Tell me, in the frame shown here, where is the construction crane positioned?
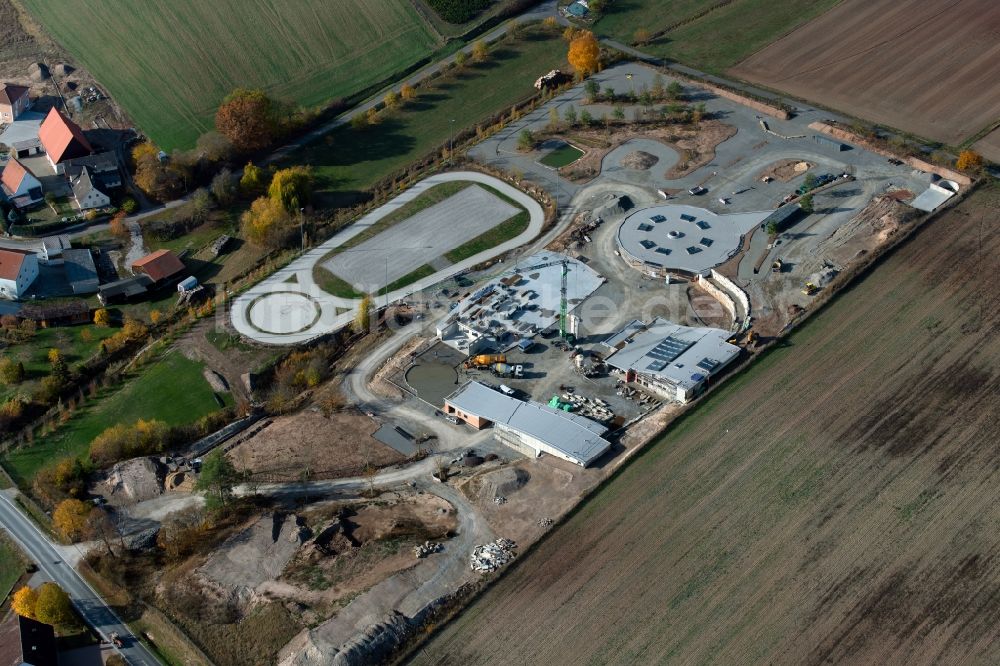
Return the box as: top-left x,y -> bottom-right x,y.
516,258 -> 571,340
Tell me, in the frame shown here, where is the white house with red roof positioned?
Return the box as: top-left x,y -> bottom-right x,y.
38,107 -> 92,172
0,248 -> 39,299
0,157 -> 43,208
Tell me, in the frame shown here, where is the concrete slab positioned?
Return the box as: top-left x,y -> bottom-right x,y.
322,185 -> 518,291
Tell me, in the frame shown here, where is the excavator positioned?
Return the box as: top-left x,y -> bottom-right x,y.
801,282 -> 819,296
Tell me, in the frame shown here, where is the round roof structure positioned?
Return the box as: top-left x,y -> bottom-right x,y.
616,204 -> 770,274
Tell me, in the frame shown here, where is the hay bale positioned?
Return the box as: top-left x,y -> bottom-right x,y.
28,62 -> 49,81
620,150 -> 659,170
53,63 -> 74,77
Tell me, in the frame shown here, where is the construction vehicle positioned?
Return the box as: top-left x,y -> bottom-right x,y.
802,282 -> 819,296
771,258 -> 784,273
464,354 -> 505,369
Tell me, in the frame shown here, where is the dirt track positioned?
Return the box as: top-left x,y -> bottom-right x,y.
410,184 -> 1000,665
730,0 -> 1000,145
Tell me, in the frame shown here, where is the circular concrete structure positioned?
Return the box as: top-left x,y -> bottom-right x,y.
248,292 -> 321,334
616,204 -> 769,275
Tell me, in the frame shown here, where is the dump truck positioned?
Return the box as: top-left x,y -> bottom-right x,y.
464,354 -> 506,369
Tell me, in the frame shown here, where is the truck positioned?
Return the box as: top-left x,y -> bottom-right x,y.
464,354 -> 506,369
110,632 -> 124,648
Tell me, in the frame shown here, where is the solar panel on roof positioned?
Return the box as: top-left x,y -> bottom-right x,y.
655,247 -> 670,255
699,237 -> 713,247
696,220 -> 710,229
686,246 -> 702,254
697,357 -> 719,371
647,359 -> 667,372
640,239 -> 656,249
650,215 -> 666,223
646,336 -> 694,365
680,213 -> 696,222
638,223 -> 653,232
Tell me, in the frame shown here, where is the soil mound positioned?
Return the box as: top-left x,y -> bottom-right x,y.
621,150 -> 659,170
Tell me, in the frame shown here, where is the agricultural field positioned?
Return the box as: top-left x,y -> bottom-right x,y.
3,350 -> 232,485
412,184 -> 1000,665
730,0 -> 1000,145
972,127 -> 1000,163
21,0 -> 441,150
285,25 -> 566,207
593,0 -> 840,74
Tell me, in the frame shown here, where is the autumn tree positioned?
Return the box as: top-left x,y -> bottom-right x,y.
568,31 -> 600,76
268,165 -> 314,211
215,88 -> 277,153
211,167 -> 237,205
0,357 -> 24,385
634,28 -> 652,45
11,586 -> 38,619
956,149 -> 983,171
240,162 -> 266,196
454,50 -> 467,68
542,16 -> 559,32
472,40 -> 489,63
241,196 -> 293,248
383,90 -> 399,111
53,498 -> 91,541
132,142 -> 185,201
196,449 -> 238,509
400,83 -> 417,103
48,348 -> 68,382
195,131 -> 234,163
93,308 -> 111,327
354,295 -> 372,333
108,211 -> 129,239
36,583 -> 75,627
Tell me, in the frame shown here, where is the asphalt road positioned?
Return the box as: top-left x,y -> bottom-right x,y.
0,492 -> 161,666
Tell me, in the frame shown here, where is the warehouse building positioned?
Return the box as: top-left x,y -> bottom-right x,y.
444,381 -> 610,467
603,318 -> 741,402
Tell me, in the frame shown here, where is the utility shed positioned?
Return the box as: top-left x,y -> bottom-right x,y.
444,381 -> 610,467
62,248 -> 99,294
813,134 -> 849,151
761,203 -> 803,232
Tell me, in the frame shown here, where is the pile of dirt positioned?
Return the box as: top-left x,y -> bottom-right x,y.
759,159 -> 812,182
201,513 -> 309,597
28,62 -> 48,81
97,457 -> 166,505
477,467 -> 530,502
620,150 -> 659,170
597,193 -> 634,219
202,367 -> 229,392
52,62 -> 73,76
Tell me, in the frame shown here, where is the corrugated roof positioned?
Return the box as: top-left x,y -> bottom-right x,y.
131,248 -> 184,283
38,106 -> 92,164
445,381 -> 610,465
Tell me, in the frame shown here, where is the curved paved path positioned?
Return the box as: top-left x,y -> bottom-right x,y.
231,171 -> 545,345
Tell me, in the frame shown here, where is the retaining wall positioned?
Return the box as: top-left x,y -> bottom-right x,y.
700,83 -> 791,120
711,270 -> 751,320
695,275 -> 737,331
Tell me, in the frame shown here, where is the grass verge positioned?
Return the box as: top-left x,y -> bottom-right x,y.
377,264 -> 437,296
444,211 -> 529,262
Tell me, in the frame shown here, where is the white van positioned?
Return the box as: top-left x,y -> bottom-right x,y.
499,384 -> 516,396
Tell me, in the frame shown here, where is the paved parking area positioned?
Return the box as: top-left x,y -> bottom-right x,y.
322,184 -> 519,290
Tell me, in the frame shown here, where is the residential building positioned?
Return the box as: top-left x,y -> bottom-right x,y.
131,249 -> 185,285
17,615 -> 58,666
0,157 -> 43,208
0,83 -> 31,122
61,248 -> 99,294
0,248 -> 39,299
69,167 -> 110,210
38,106 -> 92,171
603,317 -> 741,402
444,381 -> 611,467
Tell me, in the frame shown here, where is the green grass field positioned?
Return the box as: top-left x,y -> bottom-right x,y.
377,264 -> 436,296
1,325 -> 117,403
22,0 -> 441,150
286,26 -> 566,207
0,534 -> 25,604
3,351 -> 231,485
594,0 -> 841,74
444,210 -> 529,262
539,142 -> 584,168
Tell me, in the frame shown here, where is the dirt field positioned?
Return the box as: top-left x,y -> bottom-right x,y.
972,126 -> 1000,163
227,410 -> 405,482
410,184 -> 1000,665
730,0 -> 1000,145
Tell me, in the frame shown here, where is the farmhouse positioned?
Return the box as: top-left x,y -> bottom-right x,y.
0,83 -> 31,122
444,380 -> 610,467
0,248 -> 39,299
0,157 -> 43,208
69,166 -> 110,210
38,106 -> 92,170
131,249 -> 185,285
603,318 -> 740,402
17,615 -> 58,666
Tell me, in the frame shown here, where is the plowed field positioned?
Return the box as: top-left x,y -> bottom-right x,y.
731,0 -> 1000,145
410,184 -> 1000,664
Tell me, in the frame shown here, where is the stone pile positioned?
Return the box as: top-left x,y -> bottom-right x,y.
413,541 -> 443,558
470,538 -> 517,573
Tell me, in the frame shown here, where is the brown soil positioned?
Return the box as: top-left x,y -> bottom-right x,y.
412,184 -> 1000,665
759,158 -> 812,183
556,121 -> 736,184
178,319 -> 280,406
619,150 -> 658,170
972,126 -> 1000,163
226,410 -> 404,482
730,0 -> 1000,145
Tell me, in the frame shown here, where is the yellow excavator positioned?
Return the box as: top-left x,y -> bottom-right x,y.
801,282 -> 819,296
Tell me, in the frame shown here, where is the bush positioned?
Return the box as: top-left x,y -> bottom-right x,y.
89,419 -> 171,467
121,197 -> 138,214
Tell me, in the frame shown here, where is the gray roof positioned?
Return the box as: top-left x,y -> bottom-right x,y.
445,381 -> 610,466
71,166 -> 101,201
62,248 -> 98,294
604,318 -> 741,391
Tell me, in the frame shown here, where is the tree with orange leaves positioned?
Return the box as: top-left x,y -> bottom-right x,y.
568,31 -> 601,77
955,150 -> 983,172
215,88 -> 276,153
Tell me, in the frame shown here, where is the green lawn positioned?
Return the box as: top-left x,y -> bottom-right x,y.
377,264 -> 437,296
3,351 -> 231,485
1,324 -> 117,403
312,266 -> 363,299
595,0 -> 841,74
285,25 -> 566,207
22,0 -> 441,150
539,142 -> 584,168
0,534 -> 25,604
444,210 -> 529,262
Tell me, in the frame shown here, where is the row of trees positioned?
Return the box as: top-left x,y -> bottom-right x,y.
12,582 -> 76,628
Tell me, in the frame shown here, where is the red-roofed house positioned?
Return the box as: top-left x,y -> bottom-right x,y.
131,249 -> 185,284
0,248 -> 39,299
0,83 -> 31,122
0,157 -> 43,208
38,107 -> 92,171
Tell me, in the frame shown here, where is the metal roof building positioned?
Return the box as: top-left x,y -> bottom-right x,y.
604,318 -> 741,402
62,248 -> 98,294
444,381 -> 610,467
